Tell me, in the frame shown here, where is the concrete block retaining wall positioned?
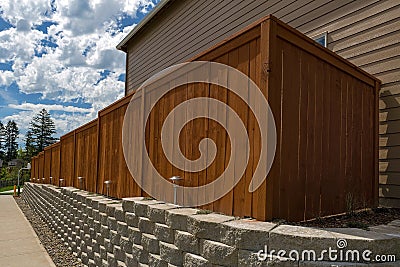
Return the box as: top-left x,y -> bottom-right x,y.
23,183 -> 400,266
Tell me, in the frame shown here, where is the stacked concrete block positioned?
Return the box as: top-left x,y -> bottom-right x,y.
22,183 -> 400,267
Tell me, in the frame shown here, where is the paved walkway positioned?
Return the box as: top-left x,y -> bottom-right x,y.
0,195 -> 55,267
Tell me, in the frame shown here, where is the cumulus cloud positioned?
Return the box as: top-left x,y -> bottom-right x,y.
0,70 -> 14,86
8,102 -> 93,113
0,0 -> 158,139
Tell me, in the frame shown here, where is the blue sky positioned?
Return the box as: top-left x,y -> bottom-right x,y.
0,0 -> 159,146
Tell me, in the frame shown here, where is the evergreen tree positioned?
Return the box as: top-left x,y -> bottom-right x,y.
5,120 -> 19,161
29,109 -> 57,152
24,130 -> 36,160
0,122 -> 5,160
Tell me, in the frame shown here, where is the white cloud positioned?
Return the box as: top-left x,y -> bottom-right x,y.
0,0 -> 159,141
3,109 -> 95,139
8,102 -> 93,113
0,0 -> 52,26
0,70 -> 14,86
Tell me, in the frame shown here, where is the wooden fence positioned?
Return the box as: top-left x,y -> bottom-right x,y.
30,16 -> 380,221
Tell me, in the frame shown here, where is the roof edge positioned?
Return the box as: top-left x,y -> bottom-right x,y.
116,0 -> 171,52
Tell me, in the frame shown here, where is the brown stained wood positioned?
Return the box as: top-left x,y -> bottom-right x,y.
117,107 -> 127,198
60,133 -> 75,187
172,84 -> 187,203
188,85 -> 212,211
232,42 -> 251,217
327,65 -> 342,214
34,16 -> 379,222
98,111 -> 112,195
97,116 -> 106,195
297,49 -> 309,221
338,70 -> 347,214
367,82 -> 376,206
214,47 -> 241,216
249,37 -> 264,220
313,58 -> 325,219
38,153 -> 44,182
148,86 -> 159,199
164,86 -> 174,183
50,143 -> 61,186
267,23 -> 283,220
37,155 -> 41,181
206,54 -> 229,213
281,40 -> 302,220
320,60 -> 331,217
304,54 -> 318,220
275,41 -> 287,219
36,156 -> 39,181
353,79 -> 363,210
43,147 -> 52,184
75,120 -> 98,192
183,76 -> 195,203
345,76 -> 354,209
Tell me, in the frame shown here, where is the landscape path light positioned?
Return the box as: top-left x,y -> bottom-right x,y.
78,176 -> 84,190
104,180 -> 112,197
169,176 -> 183,205
17,163 -> 31,196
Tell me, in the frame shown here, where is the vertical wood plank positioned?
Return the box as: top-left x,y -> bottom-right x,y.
304,54 -> 317,220
208,54 -> 229,213
233,42 -> 251,217
281,41 -> 301,221
248,37 -> 264,219
297,50 -> 308,221
320,62 -> 333,217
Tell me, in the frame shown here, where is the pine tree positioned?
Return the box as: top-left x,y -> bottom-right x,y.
5,120 -> 19,161
29,109 -> 57,152
24,130 -> 36,160
0,122 -> 5,160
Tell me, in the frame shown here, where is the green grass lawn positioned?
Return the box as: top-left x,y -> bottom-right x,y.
0,185 -> 23,194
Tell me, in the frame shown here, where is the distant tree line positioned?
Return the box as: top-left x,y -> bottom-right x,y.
25,108 -> 57,160
0,108 -> 57,164
0,108 -> 57,182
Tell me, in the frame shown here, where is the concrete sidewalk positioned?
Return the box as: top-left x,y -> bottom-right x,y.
0,195 -> 55,267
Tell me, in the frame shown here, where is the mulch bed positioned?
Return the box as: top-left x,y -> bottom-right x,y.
282,207 -> 400,229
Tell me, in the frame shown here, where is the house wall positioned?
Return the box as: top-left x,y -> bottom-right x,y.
125,0 -> 400,207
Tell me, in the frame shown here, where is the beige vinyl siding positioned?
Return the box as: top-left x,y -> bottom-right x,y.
127,0 -> 342,91
125,0 -> 400,207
